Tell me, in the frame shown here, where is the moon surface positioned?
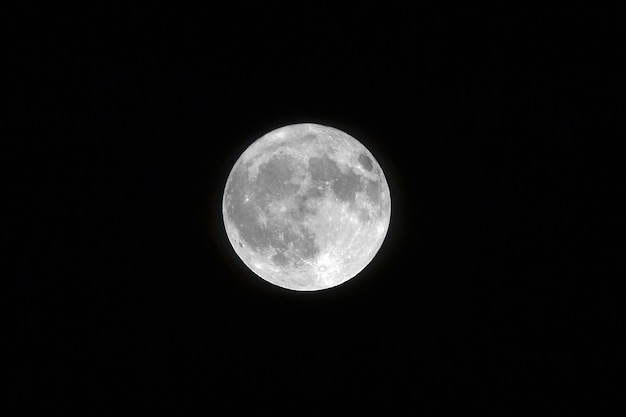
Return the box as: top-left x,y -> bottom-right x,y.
222,123 -> 391,291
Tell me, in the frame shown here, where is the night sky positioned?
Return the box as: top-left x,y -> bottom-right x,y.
9,3 -> 625,415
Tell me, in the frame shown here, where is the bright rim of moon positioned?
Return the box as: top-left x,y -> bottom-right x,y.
222,123 -> 391,291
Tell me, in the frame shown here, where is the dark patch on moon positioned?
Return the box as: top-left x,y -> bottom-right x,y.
358,153 -> 373,171
308,154 -> 341,183
308,154 -> 363,203
299,133 -> 317,143
304,185 -> 324,200
280,225 -> 301,247
331,168 -> 362,203
293,226 -> 319,260
365,178 -> 382,205
290,194 -> 317,222
256,155 -> 301,203
272,252 -> 290,266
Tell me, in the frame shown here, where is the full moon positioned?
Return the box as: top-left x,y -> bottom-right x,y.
222,123 -> 391,291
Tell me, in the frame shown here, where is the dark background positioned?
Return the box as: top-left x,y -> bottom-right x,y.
9,3 -> 625,415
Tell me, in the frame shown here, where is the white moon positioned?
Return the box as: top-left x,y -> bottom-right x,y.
222,123 -> 391,291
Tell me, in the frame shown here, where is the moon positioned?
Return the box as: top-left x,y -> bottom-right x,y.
222,123 -> 391,291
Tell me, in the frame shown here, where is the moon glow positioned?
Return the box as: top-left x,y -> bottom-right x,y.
222,123 -> 391,291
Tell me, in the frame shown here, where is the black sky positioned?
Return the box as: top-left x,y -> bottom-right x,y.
9,3 -> 625,415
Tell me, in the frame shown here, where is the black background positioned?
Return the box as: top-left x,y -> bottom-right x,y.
9,2 -> 625,415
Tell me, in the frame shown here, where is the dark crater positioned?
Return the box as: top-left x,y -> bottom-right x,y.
308,154 -> 363,203
358,153 -> 373,171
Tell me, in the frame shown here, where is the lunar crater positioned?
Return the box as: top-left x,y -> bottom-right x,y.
358,153 -> 374,171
